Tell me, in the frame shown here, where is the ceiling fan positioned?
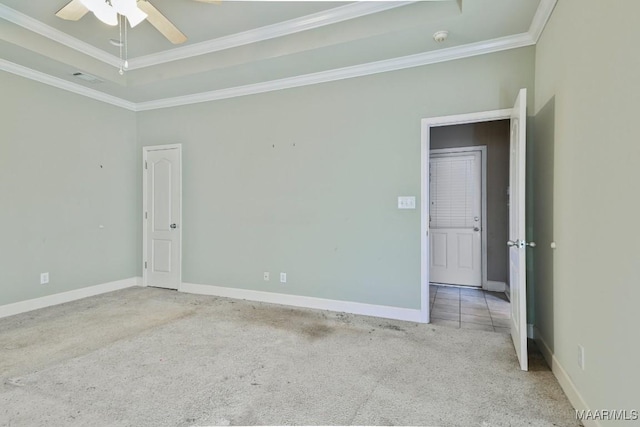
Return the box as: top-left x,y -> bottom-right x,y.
55,0 -> 219,44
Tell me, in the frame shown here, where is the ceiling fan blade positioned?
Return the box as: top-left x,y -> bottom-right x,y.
55,0 -> 90,21
137,0 -> 187,45
192,0 -> 222,4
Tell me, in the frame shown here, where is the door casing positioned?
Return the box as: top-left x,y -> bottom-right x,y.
420,109 -> 512,323
142,143 -> 183,289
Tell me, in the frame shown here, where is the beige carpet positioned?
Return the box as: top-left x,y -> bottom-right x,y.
0,287 -> 579,426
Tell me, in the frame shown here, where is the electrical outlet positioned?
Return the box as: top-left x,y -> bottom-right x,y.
280,272 -> 287,283
40,272 -> 49,285
397,196 -> 416,209
578,344 -> 585,370
263,272 -> 270,281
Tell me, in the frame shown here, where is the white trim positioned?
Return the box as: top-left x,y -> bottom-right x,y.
180,282 -> 423,323
420,119 -> 431,323
486,280 -> 506,292
430,146 -> 488,289
423,109 -> 513,128
535,328 -> 600,427
135,33 -> 534,111
0,4 -> 121,68
0,277 -> 138,319
0,2 -> 413,71
142,144 -> 183,289
528,0 -> 558,42
128,1 -> 416,70
0,59 -> 137,111
0,0 -> 558,110
2,32 -> 533,112
421,109 -> 512,325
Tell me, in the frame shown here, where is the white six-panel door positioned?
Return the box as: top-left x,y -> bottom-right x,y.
144,145 -> 181,290
429,151 -> 482,287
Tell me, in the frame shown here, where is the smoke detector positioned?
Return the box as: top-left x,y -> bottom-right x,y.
433,30 -> 449,43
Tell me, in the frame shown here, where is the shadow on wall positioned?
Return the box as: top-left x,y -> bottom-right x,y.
531,96 -> 555,352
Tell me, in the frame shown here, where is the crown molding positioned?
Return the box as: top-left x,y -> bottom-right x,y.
127,1 -> 416,70
1,0 -> 557,113
2,32 -> 534,113
136,32 -> 535,111
0,59 -> 137,111
0,4 -> 121,68
529,0 -> 558,42
0,2 -> 415,71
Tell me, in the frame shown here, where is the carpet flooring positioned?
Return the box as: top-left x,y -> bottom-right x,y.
0,287 -> 579,426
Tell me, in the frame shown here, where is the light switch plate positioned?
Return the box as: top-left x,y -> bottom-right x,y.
397,196 -> 416,209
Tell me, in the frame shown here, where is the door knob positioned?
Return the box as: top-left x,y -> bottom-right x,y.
474,227 -> 480,232
170,224 -> 177,229
507,240 -> 537,248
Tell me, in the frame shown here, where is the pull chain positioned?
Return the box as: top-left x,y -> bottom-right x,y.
118,14 -> 124,75
124,15 -> 129,70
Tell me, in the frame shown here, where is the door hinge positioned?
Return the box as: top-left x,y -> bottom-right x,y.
144,261 -> 147,269
145,161 -> 148,170
145,212 -> 148,219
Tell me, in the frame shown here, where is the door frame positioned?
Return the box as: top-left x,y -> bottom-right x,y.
142,143 -> 183,288
420,109 -> 511,323
429,146 -> 488,288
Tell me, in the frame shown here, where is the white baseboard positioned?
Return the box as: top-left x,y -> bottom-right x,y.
180,282 -> 423,323
0,277 -> 139,319
534,327 -> 599,427
485,280 -> 506,292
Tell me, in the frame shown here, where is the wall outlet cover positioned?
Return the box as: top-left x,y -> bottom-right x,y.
397,196 -> 416,209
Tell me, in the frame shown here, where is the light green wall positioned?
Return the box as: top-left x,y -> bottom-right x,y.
138,47 -> 535,309
0,71 -> 139,306
534,0 -> 640,418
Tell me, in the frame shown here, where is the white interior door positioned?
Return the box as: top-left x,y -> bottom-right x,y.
508,89 -> 529,371
144,146 -> 181,290
429,151 -> 482,287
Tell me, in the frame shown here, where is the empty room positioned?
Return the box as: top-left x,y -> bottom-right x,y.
1,0 -> 638,425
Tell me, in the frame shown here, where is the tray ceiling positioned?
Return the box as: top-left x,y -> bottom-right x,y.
0,0 -> 550,109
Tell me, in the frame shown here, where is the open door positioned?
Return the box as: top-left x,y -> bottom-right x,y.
508,88 -> 532,371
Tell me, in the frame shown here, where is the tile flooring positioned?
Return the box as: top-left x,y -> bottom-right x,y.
429,284 -> 511,333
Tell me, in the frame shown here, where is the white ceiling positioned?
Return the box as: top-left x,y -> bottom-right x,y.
0,0 -> 552,110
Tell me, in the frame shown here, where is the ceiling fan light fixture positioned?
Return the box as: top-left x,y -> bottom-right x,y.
80,0 -> 117,26
111,0 -> 148,27
125,8 -> 147,27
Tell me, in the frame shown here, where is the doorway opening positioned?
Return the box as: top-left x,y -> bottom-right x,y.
430,121 -> 510,294
420,89 -> 530,371
428,121 -> 511,333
